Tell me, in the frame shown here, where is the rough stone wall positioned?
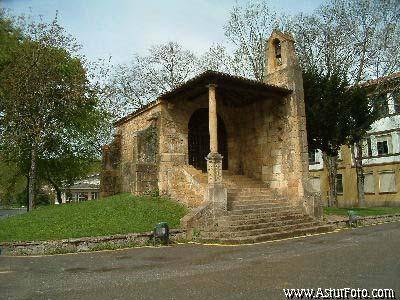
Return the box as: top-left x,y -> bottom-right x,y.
135,123 -> 159,194
100,134 -> 121,197
231,99 -> 285,183
114,103 -> 162,195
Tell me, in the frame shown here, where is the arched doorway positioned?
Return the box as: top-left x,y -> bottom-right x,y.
188,108 -> 228,172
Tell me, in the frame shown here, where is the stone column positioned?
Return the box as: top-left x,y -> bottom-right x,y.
205,84 -> 227,214
208,84 -> 218,154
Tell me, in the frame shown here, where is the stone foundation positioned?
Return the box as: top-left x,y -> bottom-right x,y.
1,229 -> 186,256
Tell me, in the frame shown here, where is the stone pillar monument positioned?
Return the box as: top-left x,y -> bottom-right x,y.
205,84 -> 227,214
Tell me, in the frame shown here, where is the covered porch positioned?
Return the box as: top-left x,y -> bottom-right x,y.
159,70 -> 292,187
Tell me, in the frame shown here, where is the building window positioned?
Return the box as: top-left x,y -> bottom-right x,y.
308,149 -> 318,165
376,135 -> 391,156
91,192 -> 98,200
366,138 -> 372,157
364,173 -> 375,194
393,91 -> 400,113
379,171 -> 396,193
373,94 -> 389,117
77,192 -> 88,202
377,140 -> 388,155
337,149 -> 342,161
376,134 -> 392,156
336,174 -> 343,194
310,177 -> 321,192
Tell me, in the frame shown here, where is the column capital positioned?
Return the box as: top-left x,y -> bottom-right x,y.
206,83 -> 218,89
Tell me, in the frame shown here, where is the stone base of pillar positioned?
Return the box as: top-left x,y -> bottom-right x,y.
206,152 -> 223,184
302,191 -> 323,219
205,183 -> 227,217
206,152 -> 227,215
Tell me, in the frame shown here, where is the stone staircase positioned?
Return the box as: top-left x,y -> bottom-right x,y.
193,171 -> 334,244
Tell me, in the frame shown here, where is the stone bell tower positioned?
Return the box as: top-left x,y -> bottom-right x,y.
264,30 -> 318,216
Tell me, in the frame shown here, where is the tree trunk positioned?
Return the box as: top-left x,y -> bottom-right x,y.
354,142 -> 366,208
47,177 -> 62,204
56,188 -> 62,204
28,145 -> 37,211
322,153 -> 338,207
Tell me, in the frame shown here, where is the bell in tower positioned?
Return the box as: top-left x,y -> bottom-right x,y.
264,29 -> 300,82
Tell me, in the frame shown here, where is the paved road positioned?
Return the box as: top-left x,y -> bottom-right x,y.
1,222 -> 399,300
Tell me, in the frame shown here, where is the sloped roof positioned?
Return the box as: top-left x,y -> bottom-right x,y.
359,72 -> 400,88
63,174 -> 100,191
159,70 -> 291,100
114,70 -> 292,126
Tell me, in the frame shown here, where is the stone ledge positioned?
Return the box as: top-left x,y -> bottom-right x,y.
327,213 -> 400,229
0,229 -> 186,256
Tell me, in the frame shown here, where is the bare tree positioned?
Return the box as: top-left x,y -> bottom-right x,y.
106,42 -> 200,120
200,44 -> 253,78
201,1 -> 281,81
290,0 -> 400,81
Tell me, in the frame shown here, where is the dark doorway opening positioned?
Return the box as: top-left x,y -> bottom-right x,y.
188,108 -> 228,172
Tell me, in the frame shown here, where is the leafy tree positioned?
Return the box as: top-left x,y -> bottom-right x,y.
38,156 -> 100,204
0,159 -> 27,207
0,9 -> 21,72
291,0 -> 399,205
0,14 -> 105,210
304,69 -> 349,207
344,86 -> 379,207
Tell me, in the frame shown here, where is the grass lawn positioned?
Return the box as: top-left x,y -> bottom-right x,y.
0,194 -> 188,243
324,206 -> 400,217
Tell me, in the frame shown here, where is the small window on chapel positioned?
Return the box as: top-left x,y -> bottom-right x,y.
273,39 -> 282,65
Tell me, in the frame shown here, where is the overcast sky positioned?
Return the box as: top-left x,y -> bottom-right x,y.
2,0 -> 324,65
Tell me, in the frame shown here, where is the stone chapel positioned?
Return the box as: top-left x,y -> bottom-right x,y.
101,30 -> 333,243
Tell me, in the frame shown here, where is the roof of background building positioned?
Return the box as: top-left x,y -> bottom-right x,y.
359,72 -> 400,88
63,174 -> 100,191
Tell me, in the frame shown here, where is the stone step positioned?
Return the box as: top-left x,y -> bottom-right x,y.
229,198 -> 286,204
205,224 -> 334,244
224,178 -> 264,182
225,208 -> 305,221
225,184 -> 266,188
228,202 -> 290,210
217,217 -> 316,232
220,213 -> 312,227
227,188 -> 272,195
209,221 -> 324,238
228,205 -> 301,215
224,178 -> 263,183
224,175 -> 260,179
228,195 -> 287,203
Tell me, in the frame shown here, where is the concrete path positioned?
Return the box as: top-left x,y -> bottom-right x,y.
1,222 -> 399,299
